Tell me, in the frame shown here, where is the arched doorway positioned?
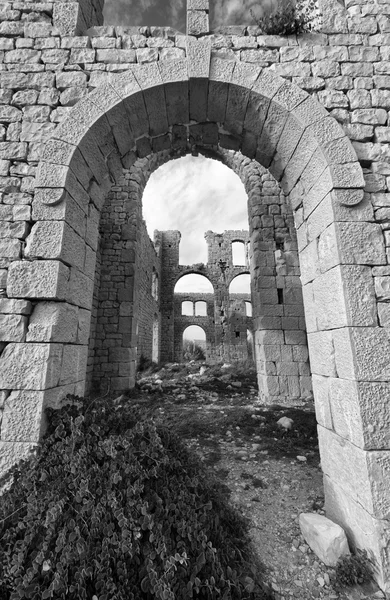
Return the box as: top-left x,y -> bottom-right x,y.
1,57 -> 388,586
182,325 -> 207,361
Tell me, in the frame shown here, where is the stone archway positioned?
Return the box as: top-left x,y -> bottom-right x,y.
1,53 -> 390,589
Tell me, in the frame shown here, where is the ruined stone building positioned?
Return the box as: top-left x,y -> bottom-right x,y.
1,0 -> 390,591
160,229 -> 254,364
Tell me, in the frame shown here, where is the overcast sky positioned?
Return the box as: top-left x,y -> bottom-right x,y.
103,0 -> 266,30
143,155 -> 248,266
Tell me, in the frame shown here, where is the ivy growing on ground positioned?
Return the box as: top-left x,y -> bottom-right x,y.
251,0 -> 322,36
0,395 -> 269,599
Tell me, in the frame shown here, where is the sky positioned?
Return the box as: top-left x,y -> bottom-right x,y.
142,155 -> 249,288
102,0 -> 267,30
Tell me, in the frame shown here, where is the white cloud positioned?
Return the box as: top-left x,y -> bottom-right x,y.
142,155 -> 249,266
103,0 -> 185,29
211,0 -> 271,26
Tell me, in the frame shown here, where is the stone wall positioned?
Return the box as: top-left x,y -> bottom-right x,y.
159,229 -> 254,363
1,0 -> 390,589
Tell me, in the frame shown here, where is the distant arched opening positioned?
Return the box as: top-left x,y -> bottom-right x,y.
182,325 -> 206,361
152,315 -> 159,364
229,274 -> 251,295
175,274 -> 214,294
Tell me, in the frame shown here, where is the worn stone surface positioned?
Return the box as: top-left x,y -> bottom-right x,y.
0,343 -> 63,390
299,512 -> 350,567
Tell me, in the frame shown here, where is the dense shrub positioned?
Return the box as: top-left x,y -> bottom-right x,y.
333,549 -> 374,589
0,396 -> 267,600
251,0 -> 321,36
183,341 -> 206,362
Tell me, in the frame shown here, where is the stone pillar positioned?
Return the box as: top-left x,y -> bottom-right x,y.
160,231 -> 181,363
187,0 -> 209,36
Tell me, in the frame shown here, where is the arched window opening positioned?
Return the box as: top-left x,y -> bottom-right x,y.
152,316 -> 159,364
175,274 -> 214,294
229,274 -> 251,295
182,326 -> 206,362
245,301 -> 252,317
232,241 -> 246,266
152,269 -> 159,301
182,301 -> 194,316
195,301 -> 207,316
247,329 -> 254,361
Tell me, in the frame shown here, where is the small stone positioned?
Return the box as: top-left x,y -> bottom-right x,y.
317,576 -> 325,587
299,513 -> 350,567
297,456 -> 307,462
277,416 -> 294,430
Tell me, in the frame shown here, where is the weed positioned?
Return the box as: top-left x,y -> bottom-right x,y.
251,0 -> 322,36
333,549 -> 374,589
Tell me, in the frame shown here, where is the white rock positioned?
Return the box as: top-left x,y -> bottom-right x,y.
277,416 -> 294,430
299,513 -> 350,566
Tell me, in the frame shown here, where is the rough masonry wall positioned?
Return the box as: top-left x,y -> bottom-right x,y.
160,229 -> 253,363
247,166 -> 312,402
86,167 -> 161,392
134,218 -> 161,365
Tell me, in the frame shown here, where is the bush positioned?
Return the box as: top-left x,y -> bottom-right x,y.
333,549 -> 374,589
183,341 -> 206,362
251,0 -> 321,36
0,396 -> 268,600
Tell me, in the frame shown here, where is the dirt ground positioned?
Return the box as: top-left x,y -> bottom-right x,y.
125,360 -> 386,600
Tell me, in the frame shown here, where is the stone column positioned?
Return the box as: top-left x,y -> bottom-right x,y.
187,0 -> 209,36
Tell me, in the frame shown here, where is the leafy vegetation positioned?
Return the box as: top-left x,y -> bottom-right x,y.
333,549 -> 374,589
183,340 -> 206,362
251,0 -> 322,36
0,395 -> 269,599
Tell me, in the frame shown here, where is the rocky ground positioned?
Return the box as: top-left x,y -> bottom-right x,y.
123,360 -> 385,600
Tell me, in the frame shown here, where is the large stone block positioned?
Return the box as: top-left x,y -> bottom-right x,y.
313,265 -> 377,329
0,442 -> 37,480
7,261 -> 70,300
0,299 -> 32,315
67,268 -> 94,309
0,343 -> 63,390
299,239 -> 320,284
302,282 -> 318,333
319,426 -> 390,520
337,222 -> 386,266
77,308 -> 91,345
332,327 -> 390,381
60,345 -> 88,385
299,512 -> 350,566
307,331 -> 337,377
312,374 -> 333,429
0,313 -> 27,342
187,10 -> 209,36
27,302 -> 79,343
25,221 -> 86,271
2,391 -> 44,442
